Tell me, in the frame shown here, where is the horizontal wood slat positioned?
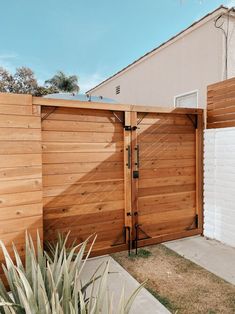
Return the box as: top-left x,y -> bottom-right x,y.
207,77 -> 235,129
136,111 -> 199,238
0,92 -> 203,263
0,94 -> 43,274
42,107 -> 125,250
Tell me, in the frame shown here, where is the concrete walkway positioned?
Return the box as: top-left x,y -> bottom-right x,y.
164,235 -> 235,285
82,255 -> 170,314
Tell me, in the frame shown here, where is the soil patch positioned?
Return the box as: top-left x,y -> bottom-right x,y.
112,244 -> 235,314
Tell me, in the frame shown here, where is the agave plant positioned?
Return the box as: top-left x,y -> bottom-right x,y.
0,232 -> 143,314
46,232 -> 78,259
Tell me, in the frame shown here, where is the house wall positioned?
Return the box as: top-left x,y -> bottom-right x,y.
227,15 -> 235,78
89,11 -> 235,108
204,127 -> 235,247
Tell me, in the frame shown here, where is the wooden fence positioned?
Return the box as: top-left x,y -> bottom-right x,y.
0,94 -> 42,269
0,92 -> 203,266
207,77 -> 235,129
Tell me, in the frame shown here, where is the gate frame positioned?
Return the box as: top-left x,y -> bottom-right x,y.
33,96 -> 204,253
0,91 -> 204,278
122,110 -> 204,250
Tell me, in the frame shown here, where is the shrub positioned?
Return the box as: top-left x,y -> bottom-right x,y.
0,232 -> 143,313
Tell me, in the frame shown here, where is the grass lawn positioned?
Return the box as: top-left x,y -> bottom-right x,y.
112,245 -> 235,314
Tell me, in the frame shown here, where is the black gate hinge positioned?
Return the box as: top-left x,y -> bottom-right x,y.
195,214 -> 199,228
124,125 -> 137,131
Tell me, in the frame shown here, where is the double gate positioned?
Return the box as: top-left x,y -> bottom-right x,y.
42,103 -> 203,255
0,92 -> 204,279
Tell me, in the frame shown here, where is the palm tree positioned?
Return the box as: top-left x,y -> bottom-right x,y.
45,71 -> 79,93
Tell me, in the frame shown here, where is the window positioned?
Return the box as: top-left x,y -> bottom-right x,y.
116,85 -> 120,95
174,90 -> 198,108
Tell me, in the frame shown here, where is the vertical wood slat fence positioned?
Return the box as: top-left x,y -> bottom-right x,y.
0,92 -> 203,269
207,77 -> 235,129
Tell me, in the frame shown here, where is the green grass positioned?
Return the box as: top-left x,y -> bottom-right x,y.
129,248 -> 152,259
207,310 -> 217,314
147,288 -> 178,312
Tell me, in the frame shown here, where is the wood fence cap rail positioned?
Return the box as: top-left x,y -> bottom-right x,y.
0,93 -> 203,115
207,77 -> 235,90
32,96 -> 203,115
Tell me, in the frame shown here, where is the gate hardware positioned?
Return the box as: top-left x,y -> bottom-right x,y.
126,145 -> 131,169
111,227 -> 132,255
126,212 -> 132,216
186,114 -> 197,129
112,111 -> 124,124
134,225 -> 151,242
41,106 -> 57,121
125,226 -> 131,256
137,112 -> 148,125
133,170 -> 139,179
133,223 -> 151,255
124,125 -> 138,131
195,214 -> 199,228
134,224 -> 140,255
124,125 -> 132,131
186,214 -> 199,230
111,227 -> 126,247
135,145 -> 140,167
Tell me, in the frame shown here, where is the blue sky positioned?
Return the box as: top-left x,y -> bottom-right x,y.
0,0 -> 234,92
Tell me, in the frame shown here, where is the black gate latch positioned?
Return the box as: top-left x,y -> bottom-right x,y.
133,170 -> 139,179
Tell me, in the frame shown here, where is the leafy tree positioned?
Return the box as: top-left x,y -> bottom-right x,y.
0,66 -> 59,96
0,67 -> 15,93
45,71 -> 79,93
33,85 -> 59,96
13,67 -> 38,94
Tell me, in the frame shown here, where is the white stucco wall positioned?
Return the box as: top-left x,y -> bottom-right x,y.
227,15 -> 235,78
90,14 -> 226,108
204,128 -> 235,248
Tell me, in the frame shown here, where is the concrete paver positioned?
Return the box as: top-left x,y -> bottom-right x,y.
82,255 -> 170,314
165,235 -> 235,285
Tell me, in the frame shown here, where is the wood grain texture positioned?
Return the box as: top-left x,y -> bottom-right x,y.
42,107 -> 125,251
34,96 -> 203,114
207,77 -> 235,129
0,93 -> 43,273
135,111 -> 198,240
0,93 -> 203,259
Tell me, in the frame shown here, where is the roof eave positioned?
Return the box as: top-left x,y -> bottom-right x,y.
87,5 -> 229,94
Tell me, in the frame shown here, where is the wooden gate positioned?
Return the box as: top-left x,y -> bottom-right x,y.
0,93 -> 203,273
129,111 -> 203,249
37,98 -> 203,255
42,106 -> 127,255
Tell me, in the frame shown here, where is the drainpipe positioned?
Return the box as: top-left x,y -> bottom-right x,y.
214,13 -> 229,80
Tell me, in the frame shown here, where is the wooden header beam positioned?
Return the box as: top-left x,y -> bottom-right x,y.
32,96 -> 203,115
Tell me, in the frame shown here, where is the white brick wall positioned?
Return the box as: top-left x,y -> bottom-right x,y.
204,127 -> 235,247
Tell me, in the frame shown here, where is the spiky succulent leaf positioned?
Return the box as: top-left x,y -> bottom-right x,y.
0,232 -> 143,314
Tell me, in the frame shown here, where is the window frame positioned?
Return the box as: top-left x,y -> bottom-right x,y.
174,89 -> 199,109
